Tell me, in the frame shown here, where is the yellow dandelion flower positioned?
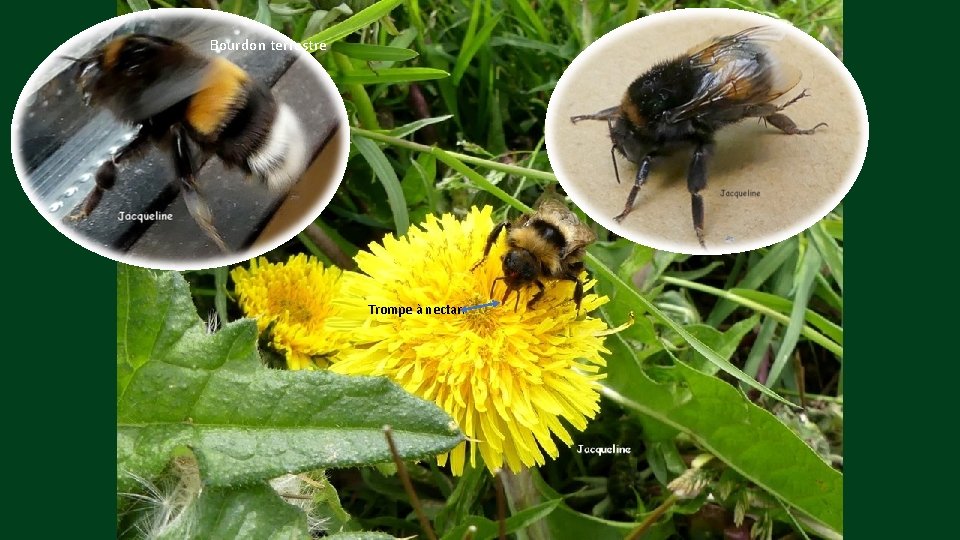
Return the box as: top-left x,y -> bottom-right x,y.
231,254 -> 349,370
330,206 -> 610,474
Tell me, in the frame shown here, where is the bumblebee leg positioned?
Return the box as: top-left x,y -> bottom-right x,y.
472,221 -> 510,270
745,91 -> 827,135
490,276 -> 505,299
613,154 -> 653,223
69,124 -> 149,221
569,262 -> 586,314
687,143 -> 712,249
500,285 -> 521,312
609,144 -> 622,185
778,89 -> 813,110
764,113 -> 827,136
172,125 -> 228,252
560,262 -> 586,314
606,117 -> 623,185
527,280 -> 546,309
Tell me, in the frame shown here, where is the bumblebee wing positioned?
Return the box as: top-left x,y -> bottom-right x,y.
669,26 -> 800,122
535,197 -> 597,257
120,62 -> 213,120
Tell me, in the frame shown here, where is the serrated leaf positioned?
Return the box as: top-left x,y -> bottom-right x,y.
601,335 -> 843,535
117,267 -> 462,490
154,482 -> 308,540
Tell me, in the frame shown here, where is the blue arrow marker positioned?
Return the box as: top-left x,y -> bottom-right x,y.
461,299 -> 501,313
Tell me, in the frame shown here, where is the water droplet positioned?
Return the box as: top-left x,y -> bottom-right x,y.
78,173 -> 93,183
233,29 -> 241,35
41,100 -> 49,107
64,186 -> 78,197
48,201 -> 63,212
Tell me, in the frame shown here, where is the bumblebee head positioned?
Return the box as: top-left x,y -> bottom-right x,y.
501,249 -> 538,285
72,34 -> 180,106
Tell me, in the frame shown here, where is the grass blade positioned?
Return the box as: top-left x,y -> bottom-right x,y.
731,289 -> 843,345
587,254 -> 792,406
809,222 -> 843,292
706,239 -> 796,326
452,13 -> 503,84
331,42 -> 419,62
385,115 -> 454,138
353,136 -> 410,234
336,67 -> 449,85
302,0 -> 404,47
767,246 -> 822,387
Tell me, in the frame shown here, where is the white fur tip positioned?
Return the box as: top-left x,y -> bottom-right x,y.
248,103 -> 309,193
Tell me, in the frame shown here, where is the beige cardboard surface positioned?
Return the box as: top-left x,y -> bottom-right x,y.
546,9 -> 867,254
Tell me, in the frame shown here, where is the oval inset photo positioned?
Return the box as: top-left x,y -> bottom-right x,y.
546,8 -> 867,254
13,8 -> 347,270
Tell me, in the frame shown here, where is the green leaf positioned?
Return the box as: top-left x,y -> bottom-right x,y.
325,533 -> 398,540
336,67 -> 450,85
332,42 -> 419,61
126,0 -> 150,11
254,0 -> 272,26
384,115 -> 454,138
117,267 -> 461,490
530,470 -> 672,539
154,482 -> 308,540
439,500 -> 561,540
302,0 -> 404,47
353,136 -> 410,234
601,336 -> 843,535
681,314 -> 760,375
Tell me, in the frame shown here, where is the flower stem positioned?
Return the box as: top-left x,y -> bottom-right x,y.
335,54 -> 380,129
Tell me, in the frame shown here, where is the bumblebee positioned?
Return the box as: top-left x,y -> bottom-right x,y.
570,27 -> 826,248
474,197 -> 596,312
70,33 -> 309,251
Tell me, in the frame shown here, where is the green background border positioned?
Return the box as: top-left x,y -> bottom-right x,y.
4,1 -> 115,535
2,0 -> 933,535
